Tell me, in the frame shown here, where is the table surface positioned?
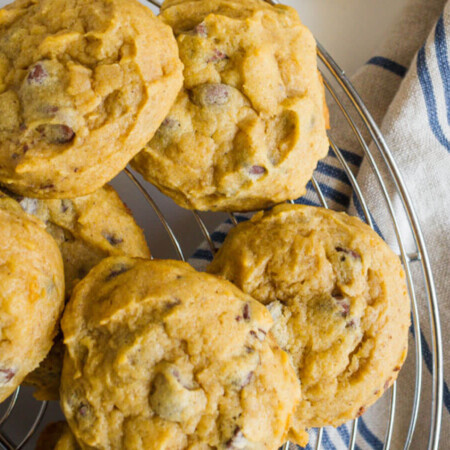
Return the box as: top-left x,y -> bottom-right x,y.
0,0 -> 409,447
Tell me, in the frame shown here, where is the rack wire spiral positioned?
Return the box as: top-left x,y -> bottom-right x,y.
0,0 -> 443,448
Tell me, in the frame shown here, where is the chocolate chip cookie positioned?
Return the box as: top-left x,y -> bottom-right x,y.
0,185 -> 150,400
0,0 -> 183,198
60,257 -> 300,449
207,204 -> 410,445
132,0 -> 329,211
0,206 -> 64,402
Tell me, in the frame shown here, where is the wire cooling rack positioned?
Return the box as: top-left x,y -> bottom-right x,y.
0,0 -> 443,448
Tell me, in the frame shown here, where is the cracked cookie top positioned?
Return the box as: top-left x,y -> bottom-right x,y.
60,257 -> 300,449
207,204 -> 410,445
132,0 -> 329,211
0,0 -> 183,198
0,204 -> 64,402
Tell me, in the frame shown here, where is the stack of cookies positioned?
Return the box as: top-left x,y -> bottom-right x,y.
0,0 -> 410,449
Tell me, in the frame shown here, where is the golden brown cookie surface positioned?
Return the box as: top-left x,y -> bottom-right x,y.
60,257 -> 300,449
1,185 -> 151,297
0,0 -> 183,198
207,204 -> 410,445
132,0 -> 329,211
0,206 -> 64,402
0,185 -> 151,400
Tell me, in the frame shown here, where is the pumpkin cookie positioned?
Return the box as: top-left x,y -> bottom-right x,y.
0,0 -> 183,198
60,257 -> 300,449
132,0 -> 329,211
0,185 -> 150,400
207,204 -> 410,445
0,206 -> 64,402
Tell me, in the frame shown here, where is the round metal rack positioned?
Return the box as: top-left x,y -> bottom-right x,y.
0,0 -> 443,448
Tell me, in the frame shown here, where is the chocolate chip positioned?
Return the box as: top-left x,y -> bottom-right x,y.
47,106 -> 59,113
335,246 -> 361,260
241,371 -> 254,388
0,368 -> 16,384
106,265 -> 130,281
37,124 -> 75,144
346,319 -> 355,328
27,63 -> 47,84
40,183 -> 54,190
243,303 -> 250,321
194,22 -> 207,37
334,297 -> 350,317
248,165 -> 266,176
103,232 -> 123,246
226,427 -> 248,449
171,368 -> 181,382
165,298 -> 182,310
249,329 -> 267,341
189,83 -> 230,107
207,49 -> 228,63
160,117 -> 180,129
60,199 -> 72,213
357,406 -> 366,417
22,144 -> 29,152
78,403 -> 90,417
235,315 -> 242,322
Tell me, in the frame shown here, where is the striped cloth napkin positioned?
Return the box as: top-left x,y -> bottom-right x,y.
189,0 -> 450,448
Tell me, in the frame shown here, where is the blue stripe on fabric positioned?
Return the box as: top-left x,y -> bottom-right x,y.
234,214 -> 250,223
358,418 -> 384,450
322,429 -> 338,450
316,182 -> 350,207
328,147 -> 364,168
435,14 -> 450,125
417,46 -> 450,151
191,248 -> 213,261
410,306 -> 450,413
444,380 -> 450,415
294,196 -> 320,207
418,327 -> 450,414
210,231 -> 227,244
336,424 -> 350,446
316,161 -> 352,187
367,56 -> 407,78
352,192 -> 383,237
